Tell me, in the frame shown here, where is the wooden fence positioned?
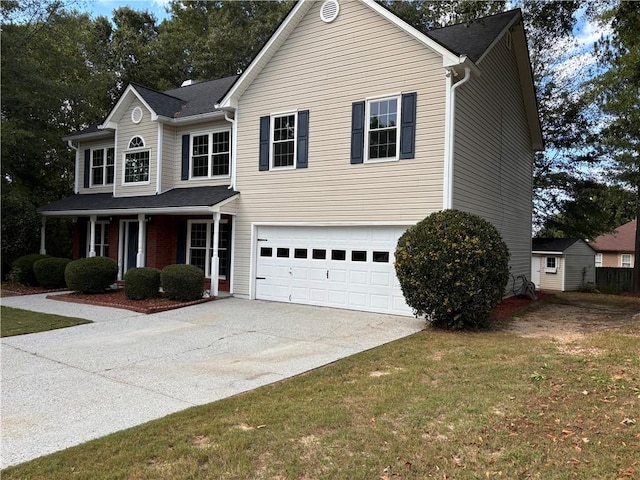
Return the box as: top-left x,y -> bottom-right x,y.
595,267 -> 634,293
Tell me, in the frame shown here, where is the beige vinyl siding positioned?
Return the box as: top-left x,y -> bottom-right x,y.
564,242 -> 595,290
232,0 -> 447,297
452,35 -> 534,285
77,138 -> 115,194
115,99 -> 158,197
161,124 -> 177,193
171,119 -> 234,188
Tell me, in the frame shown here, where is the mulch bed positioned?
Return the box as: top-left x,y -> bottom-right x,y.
491,292 -> 546,320
1,285 -> 67,296
46,289 -> 216,314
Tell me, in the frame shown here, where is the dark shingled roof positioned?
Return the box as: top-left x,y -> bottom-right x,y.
163,75 -> 239,117
39,186 -> 239,214
532,238 -> 580,253
426,9 -> 520,63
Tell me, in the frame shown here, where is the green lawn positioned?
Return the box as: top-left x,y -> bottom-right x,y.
2,295 -> 639,479
0,306 -> 91,337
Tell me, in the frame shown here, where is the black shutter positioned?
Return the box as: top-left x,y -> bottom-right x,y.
84,149 -> 91,188
350,101 -> 365,164
296,110 -> 309,169
176,220 -> 186,264
259,116 -> 270,171
399,92 -> 417,159
181,134 -> 190,180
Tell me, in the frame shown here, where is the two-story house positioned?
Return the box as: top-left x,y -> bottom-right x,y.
40,0 -> 542,316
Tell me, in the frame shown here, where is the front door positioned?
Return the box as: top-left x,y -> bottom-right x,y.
122,220 -> 139,274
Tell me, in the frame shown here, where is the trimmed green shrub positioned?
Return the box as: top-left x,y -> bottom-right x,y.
33,257 -> 71,289
161,264 -> 204,301
395,209 -> 510,330
124,267 -> 161,300
65,257 -> 118,293
11,254 -> 50,286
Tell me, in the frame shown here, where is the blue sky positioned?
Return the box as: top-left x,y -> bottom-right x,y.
80,0 -> 171,21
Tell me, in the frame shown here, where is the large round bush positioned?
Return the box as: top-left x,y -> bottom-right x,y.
395,210 -> 510,330
65,257 -> 118,293
161,264 -> 204,301
124,267 -> 160,300
11,253 -> 50,286
33,257 -> 71,289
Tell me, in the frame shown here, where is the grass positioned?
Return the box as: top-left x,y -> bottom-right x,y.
2,294 -> 639,479
0,306 -> 92,337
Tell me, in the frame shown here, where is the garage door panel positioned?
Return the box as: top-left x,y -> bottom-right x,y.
256,226 -> 413,316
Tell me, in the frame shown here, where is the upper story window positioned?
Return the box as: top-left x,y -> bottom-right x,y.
124,136 -> 149,184
271,113 -> 296,168
191,130 -> 230,178
595,253 -> 603,267
621,254 -> 632,267
91,147 -> 114,186
366,96 -> 399,162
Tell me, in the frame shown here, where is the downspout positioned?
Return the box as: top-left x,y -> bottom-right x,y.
68,140 -> 79,194
224,111 -> 237,190
443,66 -> 471,210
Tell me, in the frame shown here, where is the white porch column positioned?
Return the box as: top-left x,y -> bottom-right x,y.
211,212 -> 221,297
39,217 -> 47,255
89,215 -> 97,257
136,213 -> 145,267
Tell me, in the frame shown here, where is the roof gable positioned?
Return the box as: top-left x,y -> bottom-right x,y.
590,219 -> 637,252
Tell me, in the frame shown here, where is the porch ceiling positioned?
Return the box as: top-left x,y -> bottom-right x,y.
38,186 -> 239,217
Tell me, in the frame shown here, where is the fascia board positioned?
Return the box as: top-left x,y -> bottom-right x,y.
63,130 -> 114,142
41,205 -> 231,217
99,85 -> 158,128
532,251 -> 564,255
475,11 -> 522,65
156,111 -> 227,125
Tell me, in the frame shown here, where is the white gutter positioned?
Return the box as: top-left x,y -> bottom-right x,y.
224,111 -> 237,190
443,66 -> 471,210
68,140 -> 79,194
156,123 -> 163,194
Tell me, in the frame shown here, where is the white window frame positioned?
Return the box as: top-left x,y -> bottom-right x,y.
86,221 -> 110,257
595,253 -> 603,268
186,219 -> 229,279
90,147 -> 115,186
621,254 -> 632,268
189,128 -> 231,179
365,94 -> 401,163
545,256 -> 557,273
123,136 -> 150,185
270,111 -> 297,170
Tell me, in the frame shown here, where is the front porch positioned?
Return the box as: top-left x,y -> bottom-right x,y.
38,186 -> 239,297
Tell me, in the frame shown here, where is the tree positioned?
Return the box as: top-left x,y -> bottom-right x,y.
537,181 -> 637,239
590,0 -> 640,292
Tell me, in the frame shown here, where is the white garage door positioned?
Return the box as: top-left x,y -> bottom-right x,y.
255,226 -> 413,316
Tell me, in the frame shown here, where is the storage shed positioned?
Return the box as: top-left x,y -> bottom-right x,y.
531,238 -> 596,292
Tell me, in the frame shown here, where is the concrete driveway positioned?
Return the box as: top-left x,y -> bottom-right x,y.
1,293 -> 423,468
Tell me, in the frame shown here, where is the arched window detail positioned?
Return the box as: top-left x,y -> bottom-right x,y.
128,136 -> 145,149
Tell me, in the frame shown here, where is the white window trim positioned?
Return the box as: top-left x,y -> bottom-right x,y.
365,94 -> 401,164
270,111 -> 298,170
189,127 -> 232,180
122,136 -> 150,185
186,219 -> 229,279
621,254 -> 632,268
595,253 -> 603,268
544,256 -> 557,273
90,146 -> 115,187
86,220 -> 110,257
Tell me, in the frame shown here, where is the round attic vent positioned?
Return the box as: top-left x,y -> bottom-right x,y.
320,0 -> 339,23
131,106 -> 143,124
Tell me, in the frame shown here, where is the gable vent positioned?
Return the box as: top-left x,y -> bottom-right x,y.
320,0 -> 339,23
131,106 -> 143,124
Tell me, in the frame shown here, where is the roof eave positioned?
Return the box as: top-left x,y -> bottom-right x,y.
157,111 -> 227,125
63,129 -> 114,142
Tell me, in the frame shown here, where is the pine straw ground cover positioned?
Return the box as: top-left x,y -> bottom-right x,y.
2,294 -> 638,480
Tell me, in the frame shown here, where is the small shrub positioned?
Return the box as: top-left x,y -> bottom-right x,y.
33,257 -> 71,289
161,264 -> 204,301
11,254 -> 50,286
395,209 -> 510,330
124,267 -> 161,300
65,257 -> 118,293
